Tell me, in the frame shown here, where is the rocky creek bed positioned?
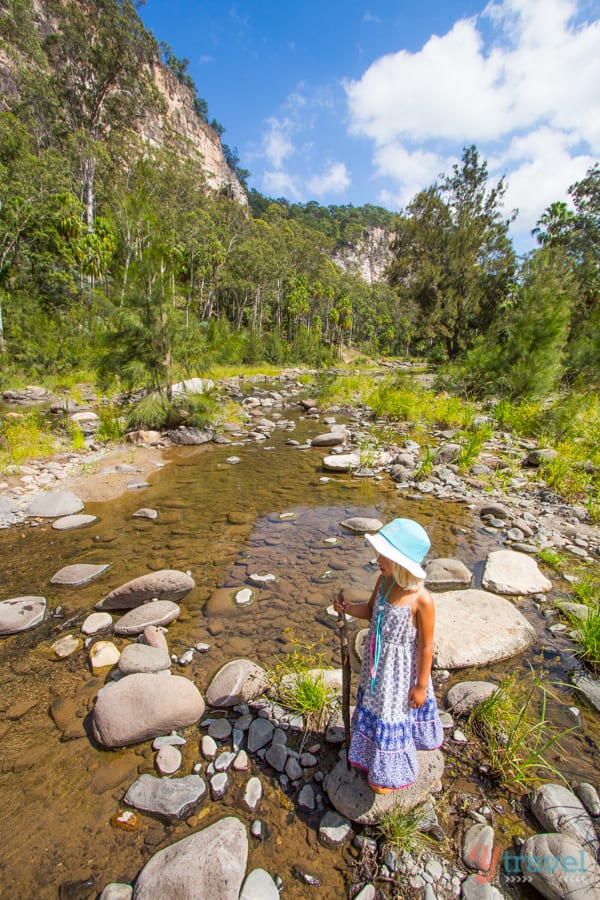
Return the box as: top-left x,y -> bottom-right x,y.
0,372 -> 600,899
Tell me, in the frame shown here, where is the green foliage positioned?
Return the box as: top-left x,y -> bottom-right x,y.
268,636 -> 337,733
376,803 -> 434,854
0,410 -> 57,471
126,390 -> 217,431
570,576 -> 600,606
469,668 -> 574,790
95,403 -> 125,442
568,603 -> 600,673
536,549 -> 566,571
70,422 -> 86,451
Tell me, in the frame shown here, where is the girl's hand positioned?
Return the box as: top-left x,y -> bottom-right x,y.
333,591 -> 347,614
408,685 -> 427,709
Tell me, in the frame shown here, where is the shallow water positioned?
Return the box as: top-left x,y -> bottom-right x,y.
0,408 -> 598,898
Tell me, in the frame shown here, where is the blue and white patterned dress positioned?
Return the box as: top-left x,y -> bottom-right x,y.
348,580 -> 443,790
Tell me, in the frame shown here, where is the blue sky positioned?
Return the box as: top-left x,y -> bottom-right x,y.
140,0 -> 600,254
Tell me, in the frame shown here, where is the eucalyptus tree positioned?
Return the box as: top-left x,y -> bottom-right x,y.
388,146 -> 516,359
42,0 -> 159,228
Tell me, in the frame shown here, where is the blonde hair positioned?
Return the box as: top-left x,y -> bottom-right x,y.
391,562 -> 423,590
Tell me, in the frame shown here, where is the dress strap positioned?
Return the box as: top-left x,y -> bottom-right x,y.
369,578 -> 394,693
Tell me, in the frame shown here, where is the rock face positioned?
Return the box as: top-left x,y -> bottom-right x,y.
481,550 -> 552,595
331,225 -> 394,284
432,589 -> 536,669
205,659 -> 269,707
324,752 -> 444,824
132,816 -> 248,900
0,596 -> 46,635
97,570 -> 195,610
92,673 -> 205,748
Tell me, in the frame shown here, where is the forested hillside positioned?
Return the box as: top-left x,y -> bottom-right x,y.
0,0 -> 598,406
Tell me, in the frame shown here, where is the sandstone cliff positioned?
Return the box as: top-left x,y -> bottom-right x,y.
332,226 -> 394,284
0,0 -> 247,205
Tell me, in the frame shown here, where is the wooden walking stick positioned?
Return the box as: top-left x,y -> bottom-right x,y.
336,589 -> 352,770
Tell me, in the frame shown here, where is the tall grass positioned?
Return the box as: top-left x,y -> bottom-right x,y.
0,411 -> 58,472
469,668 -> 575,791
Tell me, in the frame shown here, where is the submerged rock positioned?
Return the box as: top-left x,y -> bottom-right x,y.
0,596 -> 46,636
125,773 -> 204,819
205,659 -> 269,707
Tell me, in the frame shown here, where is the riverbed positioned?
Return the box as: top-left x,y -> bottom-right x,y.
0,399 -> 598,898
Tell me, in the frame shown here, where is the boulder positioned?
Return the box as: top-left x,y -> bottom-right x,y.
92,673 -> 205,748
97,570 -> 195,610
125,774 -> 205,820
432,590 -> 536,669
530,784 -> 599,856
26,491 -> 84,518
324,752 -> 444,824
0,596 -> 46,636
113,601 -> 180,636
425,558 -> 473,591
445,681 -> 498,716
340,517 -> 383,534
205,659 -> 269,707
310,433 -> 346,447
117,644 -> 171,675
132,816 -> 247,900
482,550 -> 552,595
518,832 -> 600,899
322,453 -> 361,472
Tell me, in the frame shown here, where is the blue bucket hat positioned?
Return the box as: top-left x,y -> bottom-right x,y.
365,517 -> 430,579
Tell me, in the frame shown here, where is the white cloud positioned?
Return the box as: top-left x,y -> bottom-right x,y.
492,127 -> 596,233
307,162 -> 351,195
262,117 -> 296,168
262,169 -> 301,200
343,0 -> 600,243
372,144 -> 455,207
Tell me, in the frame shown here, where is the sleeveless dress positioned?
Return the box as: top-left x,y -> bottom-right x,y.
348,580 -> 443,790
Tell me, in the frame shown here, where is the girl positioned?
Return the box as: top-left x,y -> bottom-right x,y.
334,517 -> 443,793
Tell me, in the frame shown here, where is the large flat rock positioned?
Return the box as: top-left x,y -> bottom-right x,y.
433,589 -> 536,669
124,774 -> 206,820
113,601 -> 180,636
324,752 -> 444,825
26,491 -> 84,518
482,549 -> 552,595
50,563 -> 109,586
0,596 -> 46,636
97,570 -> 194,610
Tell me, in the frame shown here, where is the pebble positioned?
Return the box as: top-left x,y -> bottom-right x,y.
201,735 -> 218,759
244,776 -> 263,811
208,719 -> 232,741
210,772 -> 228,799
52,634 -> 81,658
155,744 -> 182,775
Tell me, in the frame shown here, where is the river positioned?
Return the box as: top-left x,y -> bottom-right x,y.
0,401 -> 598,898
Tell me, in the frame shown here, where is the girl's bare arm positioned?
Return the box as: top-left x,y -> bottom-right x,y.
408,590 -> 436,708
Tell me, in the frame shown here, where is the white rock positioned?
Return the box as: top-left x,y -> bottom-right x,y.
89,640 -> 120,670
82,612 -> 113,635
